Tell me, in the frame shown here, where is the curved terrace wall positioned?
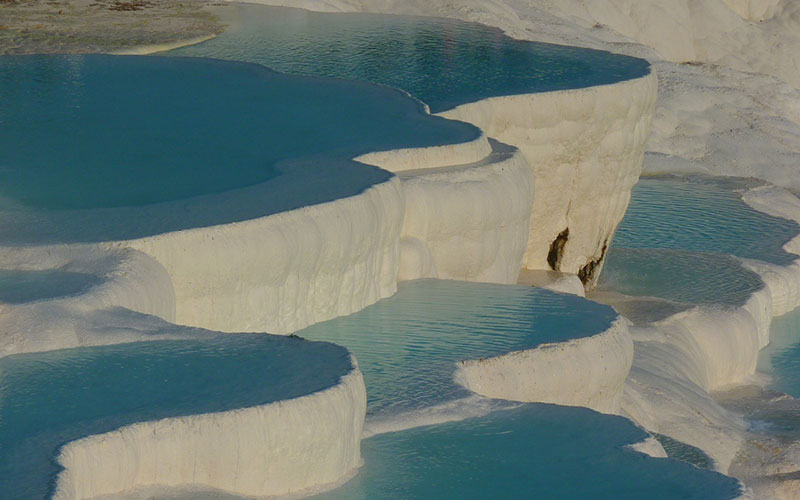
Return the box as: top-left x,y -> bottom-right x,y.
53,362 -> 366,500
455,316 -> 634,414
439,71 -> 658,286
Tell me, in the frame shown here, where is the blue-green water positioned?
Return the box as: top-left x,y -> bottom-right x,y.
0,270 -> 100,304
599,176 -> 799,312
310,405 -> 742,500
0,335 -> 352,500
614,176 -> 799,266
298,279 -> 617,416
0,54 -> 476,213
167,4 -> 650,113
600,247 -> 764,307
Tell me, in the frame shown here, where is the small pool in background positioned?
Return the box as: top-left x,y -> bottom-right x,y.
599,247 -> 764,307
0,335 -> 352,500
308,405 -> 743,500
166,3 -> 650,113
0,269 -> 100,304
0,54 -> 478,242
614,176 -> 799,266
597,175 -> 799,313
298,279 -> 617,418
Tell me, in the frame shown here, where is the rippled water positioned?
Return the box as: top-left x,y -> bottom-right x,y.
298,279 -> 617,417
0,269 -> 99,304
167,3 -> 650,113
309,405 -> 742,500
599,247 -> 764,307
614,176 -> 799,266
0,54 -> 475,214
0,336 -> 351,500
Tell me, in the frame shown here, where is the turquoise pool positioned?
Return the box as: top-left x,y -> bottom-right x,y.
598,176 -> 799,311
599,247 -> 764,307
0,335 -> 352,500
0,54 -> 477,241
167,3 -> 650,113
614,176 -> 799,266
298,279 -> 617,417
310,405 -> 742,500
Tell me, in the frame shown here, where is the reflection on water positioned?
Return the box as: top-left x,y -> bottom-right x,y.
168,3 -> 650,113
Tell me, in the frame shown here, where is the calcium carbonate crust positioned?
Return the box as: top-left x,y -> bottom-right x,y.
393,141 -> 534,283
0,246 -> 178,357
455,317 -> 634,414
0,8 -> 664,499
52,359 -> 367,500
438,71 -> 657,286
121,176 -> 404,334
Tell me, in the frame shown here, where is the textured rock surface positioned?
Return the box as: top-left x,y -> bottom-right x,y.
455,317 -> 633,414
52,363 -> 366,500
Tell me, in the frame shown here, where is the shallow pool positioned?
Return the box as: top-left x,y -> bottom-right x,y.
309,405 -> 743,500
614,176 -> 799,266
0,335 -> 351,500
167,3 -> 650,113
599,247 -> 764,307
0,54 -> 476,235
298,279 -> 617,417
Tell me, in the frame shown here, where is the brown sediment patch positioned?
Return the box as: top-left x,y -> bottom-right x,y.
578,240 -> 609,286
547,228 -> 569,271
0,0 -> 224,54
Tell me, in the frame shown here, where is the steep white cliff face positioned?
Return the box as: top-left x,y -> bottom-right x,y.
438,73 -> 657,284
392,142 -> 533,284
455,317 -> 634,414
53,362 -> 367,500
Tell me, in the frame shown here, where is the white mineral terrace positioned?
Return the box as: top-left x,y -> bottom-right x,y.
52,362 -> 366,500
233,1 -> 800,497
455,316 -> 634,414
16,0 -> 800,496
0,47 -> 657,498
